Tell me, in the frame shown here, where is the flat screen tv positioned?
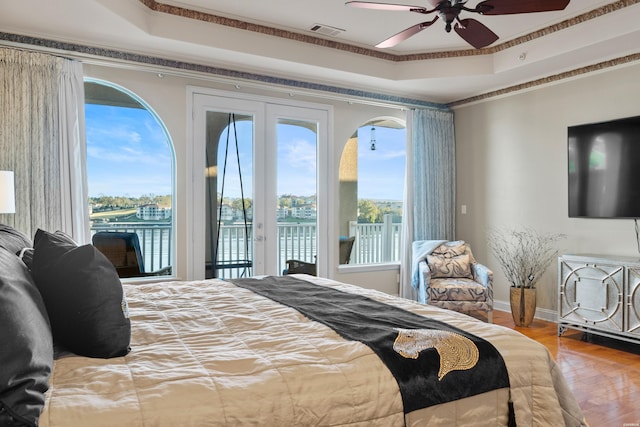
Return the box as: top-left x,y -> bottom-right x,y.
568,115 -> 640,218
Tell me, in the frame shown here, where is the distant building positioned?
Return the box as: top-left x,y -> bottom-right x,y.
136,203 -> 171,220
290,204 -> 316,220
277,206 -> 290,219
220,204 -> 234,222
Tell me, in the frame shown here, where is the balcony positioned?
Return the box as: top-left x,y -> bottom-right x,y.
91,215 -> 401,278
91,223 -> 172,274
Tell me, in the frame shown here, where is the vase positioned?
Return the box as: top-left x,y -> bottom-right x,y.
509,287 -> 536,327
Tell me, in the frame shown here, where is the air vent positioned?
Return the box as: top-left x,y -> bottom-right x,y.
309,23 -> 345,37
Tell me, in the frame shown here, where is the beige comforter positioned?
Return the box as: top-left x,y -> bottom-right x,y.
39,275 -> 586,427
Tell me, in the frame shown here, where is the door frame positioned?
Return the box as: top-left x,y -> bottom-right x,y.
186,86 -> 334,279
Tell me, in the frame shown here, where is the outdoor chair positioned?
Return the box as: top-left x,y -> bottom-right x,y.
338,236 -> 355,265
92,231 -> 172,278
283,236 -> 355,276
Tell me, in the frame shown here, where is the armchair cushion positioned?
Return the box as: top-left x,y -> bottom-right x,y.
432,241 -> 467,257
429,278 -> 488,302
426,253 -> 473,279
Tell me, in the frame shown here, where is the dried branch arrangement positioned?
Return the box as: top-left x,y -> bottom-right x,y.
487,227 -> 566,289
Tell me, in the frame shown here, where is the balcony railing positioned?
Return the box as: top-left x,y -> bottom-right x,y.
349,215 -> 402,264
91,215 -> 401,278
91,223 -> 172,273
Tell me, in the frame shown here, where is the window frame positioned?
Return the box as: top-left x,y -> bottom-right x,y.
338,117 -> 406,270
84,77 -> 177,280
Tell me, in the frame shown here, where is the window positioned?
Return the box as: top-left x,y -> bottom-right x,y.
339,118 -> 406,265
84,79 -> 174,278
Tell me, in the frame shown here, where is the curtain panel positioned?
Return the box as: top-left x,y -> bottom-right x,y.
0,47 -> 88,243
400,108 -> 456,300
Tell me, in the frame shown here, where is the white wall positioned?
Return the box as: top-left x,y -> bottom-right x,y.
454,62 -> 640,314
84,63 -> 404,293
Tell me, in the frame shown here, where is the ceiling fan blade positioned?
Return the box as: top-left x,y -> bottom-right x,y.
376,18 -> 439,48
476,0 -> 570,15
345,1 -> 428,13
454,18 -> 499,49
424,0 -> 444,8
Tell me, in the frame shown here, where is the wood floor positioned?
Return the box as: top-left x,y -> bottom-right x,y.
491,310 -> 640,427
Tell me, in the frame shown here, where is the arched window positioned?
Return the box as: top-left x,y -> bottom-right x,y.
339,118 -> 406,265
84,79 -> 175,278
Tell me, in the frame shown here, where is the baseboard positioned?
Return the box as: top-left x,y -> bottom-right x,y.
493,299 -> 557,323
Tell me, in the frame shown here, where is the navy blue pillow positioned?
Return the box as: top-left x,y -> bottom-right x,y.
0,247 -> 53,427
31,229 -> 131,359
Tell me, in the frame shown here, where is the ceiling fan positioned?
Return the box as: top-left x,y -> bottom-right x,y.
346,0 -> 570,49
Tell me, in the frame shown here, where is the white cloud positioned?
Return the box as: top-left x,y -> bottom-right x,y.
281,139 -> 316,171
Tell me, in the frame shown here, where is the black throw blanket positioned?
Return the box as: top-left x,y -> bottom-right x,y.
229,276 -> 511,414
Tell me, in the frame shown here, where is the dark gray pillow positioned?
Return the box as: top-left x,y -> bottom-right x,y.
31,229 -> 131,359
0,223 -> 32,256
0,247 -> 53,427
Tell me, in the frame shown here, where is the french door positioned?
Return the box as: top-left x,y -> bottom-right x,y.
189,88 -> 331,279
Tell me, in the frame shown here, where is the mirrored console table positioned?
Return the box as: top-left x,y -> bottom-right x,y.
558,254 -> 640,344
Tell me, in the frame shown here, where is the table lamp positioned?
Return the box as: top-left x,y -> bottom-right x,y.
0,171 -> 16,214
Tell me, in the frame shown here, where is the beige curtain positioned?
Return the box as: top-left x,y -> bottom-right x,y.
0,47 -> 88,243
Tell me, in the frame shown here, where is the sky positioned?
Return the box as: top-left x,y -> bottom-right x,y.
356,126 -> 406,200
86,104 -> 172,198
85,104 -> 406,201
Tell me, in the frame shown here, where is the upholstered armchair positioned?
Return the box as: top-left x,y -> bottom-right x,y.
416,240 -> 493,322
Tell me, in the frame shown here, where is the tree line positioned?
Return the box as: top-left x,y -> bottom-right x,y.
89,194 -> 172,211
90,194 -> 402,223
357,200 -> 402,223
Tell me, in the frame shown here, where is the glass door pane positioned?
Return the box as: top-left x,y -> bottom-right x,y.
275,119 -> 318,275
192,90 -> 329,279
204,111 -> 254,279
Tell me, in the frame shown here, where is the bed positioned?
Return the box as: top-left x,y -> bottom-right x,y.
38,275 -> 585,427
1,226 -> 586,427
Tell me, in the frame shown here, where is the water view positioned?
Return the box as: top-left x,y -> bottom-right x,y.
85,97 -> 406,278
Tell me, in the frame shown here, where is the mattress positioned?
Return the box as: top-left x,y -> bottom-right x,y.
39,275 -> 586,426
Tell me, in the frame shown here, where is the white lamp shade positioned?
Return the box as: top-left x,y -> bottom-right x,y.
0,171 -> 16,214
